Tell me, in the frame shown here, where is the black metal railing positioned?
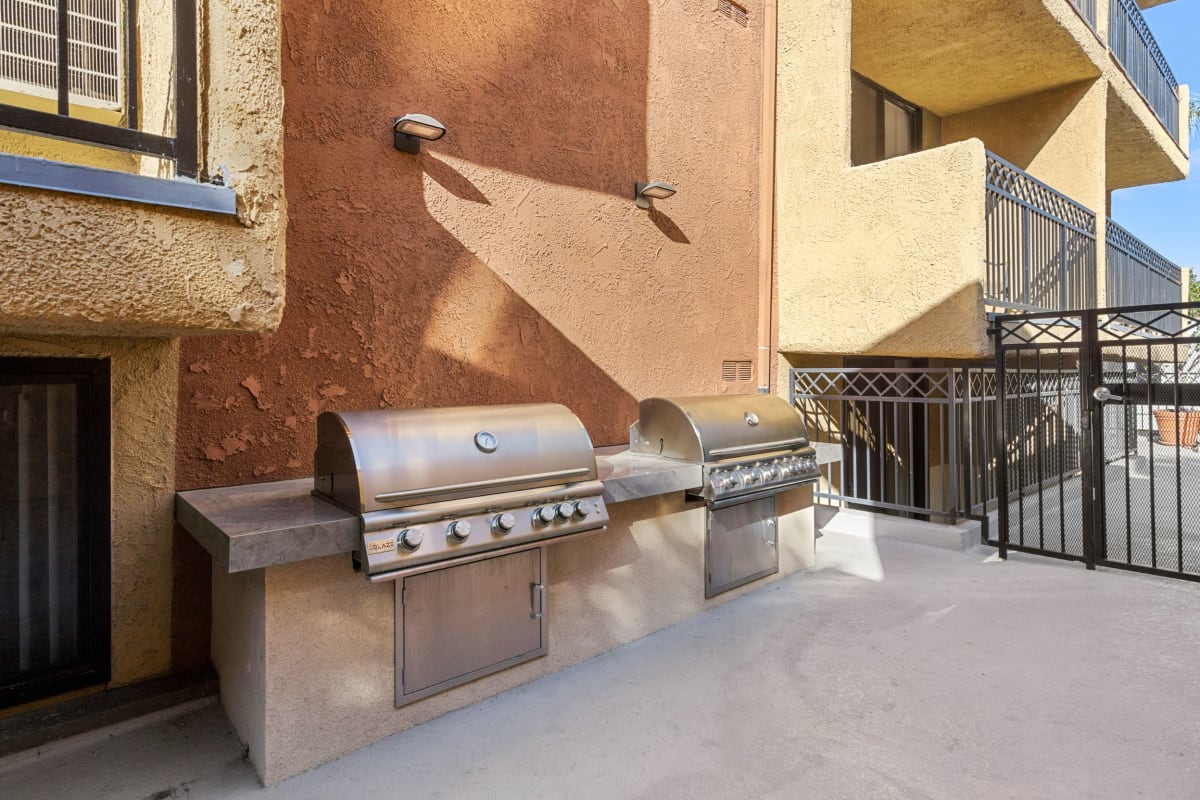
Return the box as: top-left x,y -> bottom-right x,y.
1106,219 -> 1183,307
1067,0 -> 1097,31
1109,0 -> 1180,141
0,0 -> 197,177
791,368 -> 959,521
985,152 -> 1097,313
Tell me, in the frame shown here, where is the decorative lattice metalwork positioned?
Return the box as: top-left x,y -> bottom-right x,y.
985,153 -> 1096,233
1099,308 -> 1200,340
791,368 -> 954,402
1107,220 -> 1181,283
996,314 -> 1086,347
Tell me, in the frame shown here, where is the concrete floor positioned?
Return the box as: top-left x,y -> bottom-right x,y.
5,511 -> 1200,799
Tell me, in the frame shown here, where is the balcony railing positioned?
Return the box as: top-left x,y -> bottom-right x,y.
985,152 -> 1097,313
1067,0 -> 1097,31
1106,220 -> 1183,332
1109,0 -> 1180,141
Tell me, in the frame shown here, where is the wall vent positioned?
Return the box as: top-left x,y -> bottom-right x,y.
722,360 -> 753,382
718,0 -> 749,27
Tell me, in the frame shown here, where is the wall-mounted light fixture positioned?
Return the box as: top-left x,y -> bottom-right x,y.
635,181 -> 676,210
393,114 -> 446,154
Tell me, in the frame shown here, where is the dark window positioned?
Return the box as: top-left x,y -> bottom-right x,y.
0,0 -> 198,177
0,358 -> 110,710
851,72 -> 922,166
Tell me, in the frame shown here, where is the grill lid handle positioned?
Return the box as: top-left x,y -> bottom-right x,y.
707,437 -> 811,459
374,467 -> 590,504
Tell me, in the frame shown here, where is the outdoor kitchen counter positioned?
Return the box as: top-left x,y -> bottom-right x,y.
176,447 -> 706,573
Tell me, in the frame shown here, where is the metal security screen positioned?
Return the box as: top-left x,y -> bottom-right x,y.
0,358 -> 109,709
0,0 -> 122,107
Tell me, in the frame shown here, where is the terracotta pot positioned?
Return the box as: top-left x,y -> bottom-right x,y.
1153,409 -> 1200,447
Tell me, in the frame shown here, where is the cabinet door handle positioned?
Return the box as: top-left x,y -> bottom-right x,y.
530,582 -> 546,619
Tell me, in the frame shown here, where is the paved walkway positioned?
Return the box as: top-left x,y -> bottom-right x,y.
5,514 -> 1200,799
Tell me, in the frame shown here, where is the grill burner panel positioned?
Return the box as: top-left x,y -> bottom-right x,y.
630,394 -> 819,503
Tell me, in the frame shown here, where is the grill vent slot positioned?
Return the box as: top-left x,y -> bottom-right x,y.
718,0 -> 749,27
722,360 -> 753,382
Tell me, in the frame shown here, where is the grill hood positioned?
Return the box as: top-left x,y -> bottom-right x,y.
629,395 -> 809,463
314,403 -> 598,514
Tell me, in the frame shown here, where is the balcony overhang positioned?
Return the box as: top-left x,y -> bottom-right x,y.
851,0 -> 1103,117
1106,81 -> 1188,192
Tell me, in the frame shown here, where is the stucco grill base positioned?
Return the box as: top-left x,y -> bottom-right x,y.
211,488 -> 814,784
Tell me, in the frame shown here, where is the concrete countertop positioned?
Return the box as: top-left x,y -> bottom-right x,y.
813,441 -> 842,466
176,447 -> 702,574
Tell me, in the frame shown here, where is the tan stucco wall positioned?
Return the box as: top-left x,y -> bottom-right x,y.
777,0 -> 991,361
0,337 -> 178,687
943,80 -> 1107,206
775,59 -> 992,365
774,0 -> 1185,365
0,0 -> 286,338
210,488 -> 814,784
851,0 -> 1103,117
177,0 -> 767,490
944,79 -> 1111,302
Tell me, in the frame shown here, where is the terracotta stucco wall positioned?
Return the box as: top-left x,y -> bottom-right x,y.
177,0 -> 766,489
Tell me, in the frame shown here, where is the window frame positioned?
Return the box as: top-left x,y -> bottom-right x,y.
851,71 -> 923,167
0,357 -> 111,710
0,0 -> 198,178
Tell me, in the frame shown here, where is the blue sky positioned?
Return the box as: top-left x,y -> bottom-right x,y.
1109,2 -> 1199,269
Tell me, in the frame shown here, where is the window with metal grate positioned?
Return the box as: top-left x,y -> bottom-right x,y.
0,0 -> 122,108
0,0 -> 199,178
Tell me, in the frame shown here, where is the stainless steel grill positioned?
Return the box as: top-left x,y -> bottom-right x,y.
630,394 -> 817,596
314,403 -> 610,580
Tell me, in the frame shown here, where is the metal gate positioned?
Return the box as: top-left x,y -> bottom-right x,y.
995,302 -> 1200,581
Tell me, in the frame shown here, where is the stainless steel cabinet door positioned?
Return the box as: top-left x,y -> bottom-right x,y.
397,546 -> 546,706
706,496 -> 778,597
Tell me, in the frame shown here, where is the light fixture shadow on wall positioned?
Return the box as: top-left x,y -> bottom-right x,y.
635,181 -> 676,210
394,114 -> 447,154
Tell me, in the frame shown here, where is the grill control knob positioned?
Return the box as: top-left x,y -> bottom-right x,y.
762,466 -> 780,481
398,529 -> 423,551
447,520 -> 472,541
534,506 -> 556,525
573,500 -> 593,518
555,504 -> 574,521
723,473 -> 741,489
492,513 -> 516,534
